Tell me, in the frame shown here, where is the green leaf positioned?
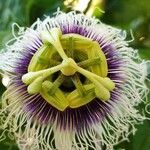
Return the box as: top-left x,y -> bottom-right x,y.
132,120 -> 150,150
114,120 -> 150,150
138,48 -> 150,60
145,62 -> 150,89
146,61 -> 150,79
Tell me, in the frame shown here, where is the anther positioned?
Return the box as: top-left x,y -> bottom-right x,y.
41,28 -> 68,60
27,76 -> 43,94
22,63 -> 66,85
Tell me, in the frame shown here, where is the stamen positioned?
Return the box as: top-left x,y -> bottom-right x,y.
41,28 -> 68,60
22,63 -> 66,85
27,76 -> 43,94
72,65 -> 115,90
71,65 -> 114,100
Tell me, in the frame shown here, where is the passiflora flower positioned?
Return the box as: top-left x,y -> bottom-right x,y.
0,11 -> 149,150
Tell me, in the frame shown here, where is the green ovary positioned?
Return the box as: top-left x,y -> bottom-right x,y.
21,28 -> 115,111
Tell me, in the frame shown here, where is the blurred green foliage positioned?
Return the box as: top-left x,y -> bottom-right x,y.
0,0 -> 150,149
102,0 -> 150,51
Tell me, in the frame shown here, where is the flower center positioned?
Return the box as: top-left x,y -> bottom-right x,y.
22,28 -> 115,111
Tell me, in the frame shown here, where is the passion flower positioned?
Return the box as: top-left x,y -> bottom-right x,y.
0,11 -> 148,150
